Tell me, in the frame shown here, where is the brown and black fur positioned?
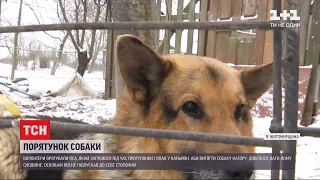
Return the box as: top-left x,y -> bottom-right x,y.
63,34 -> 273,180
0,34 -> 273,180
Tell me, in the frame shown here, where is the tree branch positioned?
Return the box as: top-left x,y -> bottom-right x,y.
4,40 -> 13,55
26,3 -> 62,41
74,0 -> 80,46
57,0 -> 81,52
80,0 -> 87,47
2,17 -> 13,26
56,1 -> 61,21
36,40 -> 56,49
88,5 -> 101,60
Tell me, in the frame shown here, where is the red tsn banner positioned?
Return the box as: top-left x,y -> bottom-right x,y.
20,120 -> 51,140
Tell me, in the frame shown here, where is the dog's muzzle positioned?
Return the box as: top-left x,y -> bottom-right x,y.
183,170 -> 255,180
182,160 -> 255,180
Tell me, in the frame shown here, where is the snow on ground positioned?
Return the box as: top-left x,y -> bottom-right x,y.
253,116 -> 320,179
0,63 -> 105,95
0,63 -> 111,124
1,63 -> 320,179
18,96 -> 117,124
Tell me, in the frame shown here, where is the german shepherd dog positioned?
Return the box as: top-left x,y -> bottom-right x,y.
0,34 -> 273,180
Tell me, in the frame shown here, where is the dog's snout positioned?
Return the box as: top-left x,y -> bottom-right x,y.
224,170 -> 253,180
222,160 -> 255,180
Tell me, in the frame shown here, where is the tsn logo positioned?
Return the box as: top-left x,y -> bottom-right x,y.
20,120 -> 51,140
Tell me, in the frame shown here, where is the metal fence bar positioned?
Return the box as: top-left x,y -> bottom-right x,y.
0,20 -> 281,33
2,117 -> 320,136
48,121 -> 280,147
0,119 -> 14,128
282,0 -> 300,178
270,124 -> 320,137
270,0 -> 283,179
6,119 -> 279,147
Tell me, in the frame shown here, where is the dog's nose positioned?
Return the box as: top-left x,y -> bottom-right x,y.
222,160 -> 255,180
224,170 -> 254,179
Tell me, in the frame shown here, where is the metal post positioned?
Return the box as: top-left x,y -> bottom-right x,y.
282,0 -> 300,179
270,0 -> 282,179
104,0 -> 113,99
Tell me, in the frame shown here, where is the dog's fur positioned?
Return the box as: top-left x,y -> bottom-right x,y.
0,34 -> 273,180
0,127 -> 27,179
63,35 -> 273,180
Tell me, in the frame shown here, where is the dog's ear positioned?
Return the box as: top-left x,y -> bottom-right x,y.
115,34 -> 172,104
240,62 -> 273,107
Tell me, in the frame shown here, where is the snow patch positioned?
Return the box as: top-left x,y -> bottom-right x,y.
18,96 -> 117,125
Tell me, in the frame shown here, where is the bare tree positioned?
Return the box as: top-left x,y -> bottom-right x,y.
51,33 -> 69,75
112,0 -> 158,102
26,3 -> 62,42
87,30 -> 106,73
24,1 -> 69,75
0,0 -> 8,24
10,0 -> 23,79
57,0 -> 106,76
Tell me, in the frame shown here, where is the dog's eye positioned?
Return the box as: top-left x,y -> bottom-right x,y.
181,101 -> 203,119
234,104 -> 246,120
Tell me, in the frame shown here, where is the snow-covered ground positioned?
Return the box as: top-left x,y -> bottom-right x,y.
1,63 -> 320,179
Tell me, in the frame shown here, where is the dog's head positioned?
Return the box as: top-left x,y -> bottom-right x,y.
112,35 -> 273,180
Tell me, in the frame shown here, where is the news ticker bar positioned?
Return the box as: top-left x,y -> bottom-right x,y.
21,153 -> 295,171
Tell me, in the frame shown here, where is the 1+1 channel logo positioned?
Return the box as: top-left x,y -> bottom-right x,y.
269,10 -> 300,28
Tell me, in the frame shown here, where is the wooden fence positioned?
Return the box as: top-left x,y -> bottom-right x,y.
159,0 -> 271,65
104,0 -> 320,127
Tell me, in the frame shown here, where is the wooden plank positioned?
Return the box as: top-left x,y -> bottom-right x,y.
242,0 -> 257,17
158,0 -> 200,53
314,64 -> 320,116
186,0 -> 196,54
232,30 -> 255,38
215,31 -> 231,62
236,38 -> 251,65
205,0 -> 219,58
219,0 -> 232,19
298,0 -> 312,65
163,0 -> 172,54
159,11 -> 258,21
227,37 -> 238,64
300,1 -> 320,126
214,0 -> 232,60
251,0 -> 268,65
230,30 -> 237,37
314,29 -> 320,117
305,13 -> 313,52
301,1 -> 320,126
156,0 -> 162,53
235,39 -> 244,65
232,0 -> 243,20
160,12 -> 205,21
262,0 -> 273,64
197,0 -> 208,56
175,0 -> 184,54
248,37 -> 256,65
